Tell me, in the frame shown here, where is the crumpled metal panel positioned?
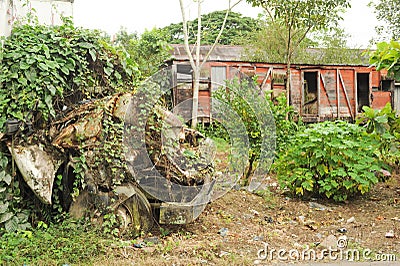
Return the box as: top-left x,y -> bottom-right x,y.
9,142 -> 63,204
110,93 -> 132,121
52,111 -> 103,149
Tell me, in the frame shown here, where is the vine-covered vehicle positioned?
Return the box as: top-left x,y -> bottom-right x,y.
0,21 -> 215,235
1,92 -> 215,235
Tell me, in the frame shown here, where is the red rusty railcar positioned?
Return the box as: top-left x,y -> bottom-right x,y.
168,45 -> 395,123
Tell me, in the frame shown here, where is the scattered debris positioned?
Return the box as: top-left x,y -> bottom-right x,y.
298,215 -> 306,224
305,222 -> 318,231
218,228 -> 229,237
346,216 -> 356,224
133,243 -> 145,249
250,209 -> 260,216
253,259 -> 262,265
253,236 -> 265,242
378,169 -> 391,178
264,216 -> 274,223
320,234 -> 338,249
144,236 -> 160,245
309,202 -> 329,211
391,217 -> 400,222
293,242 -> 303,248
218,251 -> 230,257
385,230 -> 395,238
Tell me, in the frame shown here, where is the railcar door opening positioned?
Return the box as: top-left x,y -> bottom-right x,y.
303,71 -> 318,115
357,73 -> 370,112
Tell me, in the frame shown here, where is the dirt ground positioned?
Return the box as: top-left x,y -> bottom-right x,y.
101,172 -> 400,266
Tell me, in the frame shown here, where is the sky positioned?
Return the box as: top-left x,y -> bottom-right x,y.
73,0 -> 381,48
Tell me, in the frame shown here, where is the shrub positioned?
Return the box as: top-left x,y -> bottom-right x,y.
356,103 -> 400,168
275,121 -> 386,202
265,92 -> 303,153
213,76 -> 276,183
0,18 -> 140,131
0,19 -> 140,233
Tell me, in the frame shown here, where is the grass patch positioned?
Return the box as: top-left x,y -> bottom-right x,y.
0,219 -> 116,265
211,137 -> 230,153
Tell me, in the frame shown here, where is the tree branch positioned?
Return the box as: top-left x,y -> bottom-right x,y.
195,0 -> 202,69
179,0 -> 196,70
200,0 -> 243,68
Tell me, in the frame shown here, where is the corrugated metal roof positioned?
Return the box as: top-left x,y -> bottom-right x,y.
170,44 -> 244,62
169,44 -> 371,66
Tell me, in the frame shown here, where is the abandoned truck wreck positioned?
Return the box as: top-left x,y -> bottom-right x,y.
1,91 -> 216,235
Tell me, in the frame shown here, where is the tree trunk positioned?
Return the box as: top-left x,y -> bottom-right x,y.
192,69 -> 200,128
285,63 -> 291,106
178,0 -> 242,128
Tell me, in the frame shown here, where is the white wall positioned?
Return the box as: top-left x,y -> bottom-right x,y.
0,0 -> 12,37
0,0 -> 73,37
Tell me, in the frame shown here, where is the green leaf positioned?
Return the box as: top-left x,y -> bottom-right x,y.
38,62 -> 49,71
0,212 -> 13,223
42,44 -> 50,58
48,85 -> 56,96
18,77 -> 28,86
19,61 -> 30,70
89,48 -> 97,61
5,216 -> 19,232
0,202 -> 9,214
24,68 -> 37,82
104,66 -> 113,76
79,42 -> 94,49
60,66 -> 70,75
4,174 -> 12,185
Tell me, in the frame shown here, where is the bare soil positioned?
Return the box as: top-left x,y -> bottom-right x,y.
97,173 -> 400,266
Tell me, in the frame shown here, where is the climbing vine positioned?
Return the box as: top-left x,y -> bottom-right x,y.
0,18 -> 141,232
0,17 -> 140,132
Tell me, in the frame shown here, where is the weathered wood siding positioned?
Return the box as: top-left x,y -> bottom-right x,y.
170,60 -> 393,123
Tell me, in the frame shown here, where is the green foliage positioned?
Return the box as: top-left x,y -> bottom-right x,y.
356,103 -> 392,134
0,19 -> 140,131
114,27 -> 171,78
0,219 -> 112,265
275,121 -> 385,202
162,11 -> 260,45
247,0 -> 350,30
240,17 -> 299,63
307,27 -> 367,64
71,153 -> 87,199
213,77 -> 275,182
370,0 -> 400,41
265,92 -> 302,153
102,213 -> 120,237
197,122 -> 230,142
369,40 -> 400,80
245,0 -> 351,89
356,103 -> 400,167
0,149 -> 31,232
240,5 -> 362,65
214,78 -> 262,180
